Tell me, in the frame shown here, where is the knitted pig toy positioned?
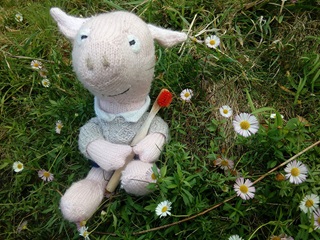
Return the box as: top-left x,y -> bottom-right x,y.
50,8 -> 186,224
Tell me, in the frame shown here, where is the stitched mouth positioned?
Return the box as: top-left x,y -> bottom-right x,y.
107,87 -> 130,97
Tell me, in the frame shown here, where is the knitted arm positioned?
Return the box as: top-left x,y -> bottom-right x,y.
79,118 -> 133,171
133,116 -> 169,163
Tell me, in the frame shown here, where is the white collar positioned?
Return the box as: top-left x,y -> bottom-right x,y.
94,96 -> 150,122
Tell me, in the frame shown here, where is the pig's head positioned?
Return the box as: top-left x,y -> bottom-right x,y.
50,8 -> 187,110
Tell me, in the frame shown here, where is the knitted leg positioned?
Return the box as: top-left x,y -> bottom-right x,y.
121,161 -> 157,196
60,167 -> 111,223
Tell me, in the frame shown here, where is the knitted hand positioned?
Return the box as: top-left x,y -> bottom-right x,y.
133,133 -> 165,163
86,139 -> 133,171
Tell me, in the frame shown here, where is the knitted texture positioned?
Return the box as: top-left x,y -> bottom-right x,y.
50,7 -> 187,224
121,160 -> 156,196
60,168 -> 111,222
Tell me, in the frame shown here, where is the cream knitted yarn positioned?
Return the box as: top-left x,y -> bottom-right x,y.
50,7 -> 187,224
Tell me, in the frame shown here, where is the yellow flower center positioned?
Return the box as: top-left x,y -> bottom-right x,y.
270,237 -> 281,240
184,92 -> 190,98
223,109 -> 229,114
80,221 -> 86,227
305,199 -> 314,208
291,167 -> 300,177
239,185 -> 248,194
161,206 -> 168,213
57,124 -> 62,129
151,173 -> 156,180
209,39 -> 216,45
17,163 -> 23,169
240,120 -> 250,130
221,160 -> 229,166
43,171 -> 50,178
34,63 -> 39,67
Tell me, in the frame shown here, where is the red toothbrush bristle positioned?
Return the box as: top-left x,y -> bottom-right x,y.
157,89 -> 173,107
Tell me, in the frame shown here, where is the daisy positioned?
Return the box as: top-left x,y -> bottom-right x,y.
219,105 -> 233,118
205,35 -> 220,48
145,168 -> 158,183
299,194 -> 319,213
275,173 -> 286,181
79,226 -> 90,240
41,79 -> 50,88
270,113 -> 284,119
270,234 -> 294,240
214,158 -> 234,170
55,120 -> 63,134
30,60 -> 42,70
234,177 -> 256,200
39,68 -> 48,78
284,160 -> 308,184
228,235 -> 243,240
155,200 -> 172,218
15,13 -> 23,22
180,89 -> 193,102
313,208 -> 320,230
12,161 -> 24,172
233,113 -> 259,137
38,169 -> 54,182
17,220 -> 28,233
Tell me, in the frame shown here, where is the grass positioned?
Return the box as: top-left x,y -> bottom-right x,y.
1,0 -> 320,239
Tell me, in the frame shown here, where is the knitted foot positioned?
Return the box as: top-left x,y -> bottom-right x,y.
60,168 -> 111,223
121,161 -> 157,196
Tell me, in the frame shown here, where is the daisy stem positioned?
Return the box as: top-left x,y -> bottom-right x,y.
252,140 -> 320,185
95,140 -> 319,237
132,140 -> 320,236
132,195 -> 236,235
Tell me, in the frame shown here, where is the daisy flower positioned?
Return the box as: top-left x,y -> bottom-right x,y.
234,177 -> 256,200
17,220 -> 28,233
270,113 -> 284,119
233,113 -> 259,137
12,161 -> 24,172
205,35 -> 220,48
270,234 -> 294,240
155,200 -> 172,218
30,60 -> 42,70
228,235 -> 243,240
145,168 -> 158,183
284,160 -> 308,184
39,68 -> 48,78
219,105 -> 233,118
38,169 -> 54,182
180,89 -> 193,102
15,13 -> 23,22
299,194 -> 319,213
79,226 -> 90,240
41,79 -> 50,88
55,120 -> 63,134
213,158 -> 234,170
313,208 -> 320,230
275,173 -> 286,181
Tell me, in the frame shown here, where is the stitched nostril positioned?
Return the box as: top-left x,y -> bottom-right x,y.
102,55 -> 110,68
86,58 -> 94,71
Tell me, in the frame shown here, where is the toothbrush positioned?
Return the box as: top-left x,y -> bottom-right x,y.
106,89 -> 173,193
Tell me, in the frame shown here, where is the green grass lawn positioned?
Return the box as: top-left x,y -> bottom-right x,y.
1,0 -> 320,239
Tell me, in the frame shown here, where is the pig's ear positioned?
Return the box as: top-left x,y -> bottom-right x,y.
50,7 -> 88,41
147,24 -> 187,48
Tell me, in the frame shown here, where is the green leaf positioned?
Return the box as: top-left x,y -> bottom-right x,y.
251,107 -> 275,115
